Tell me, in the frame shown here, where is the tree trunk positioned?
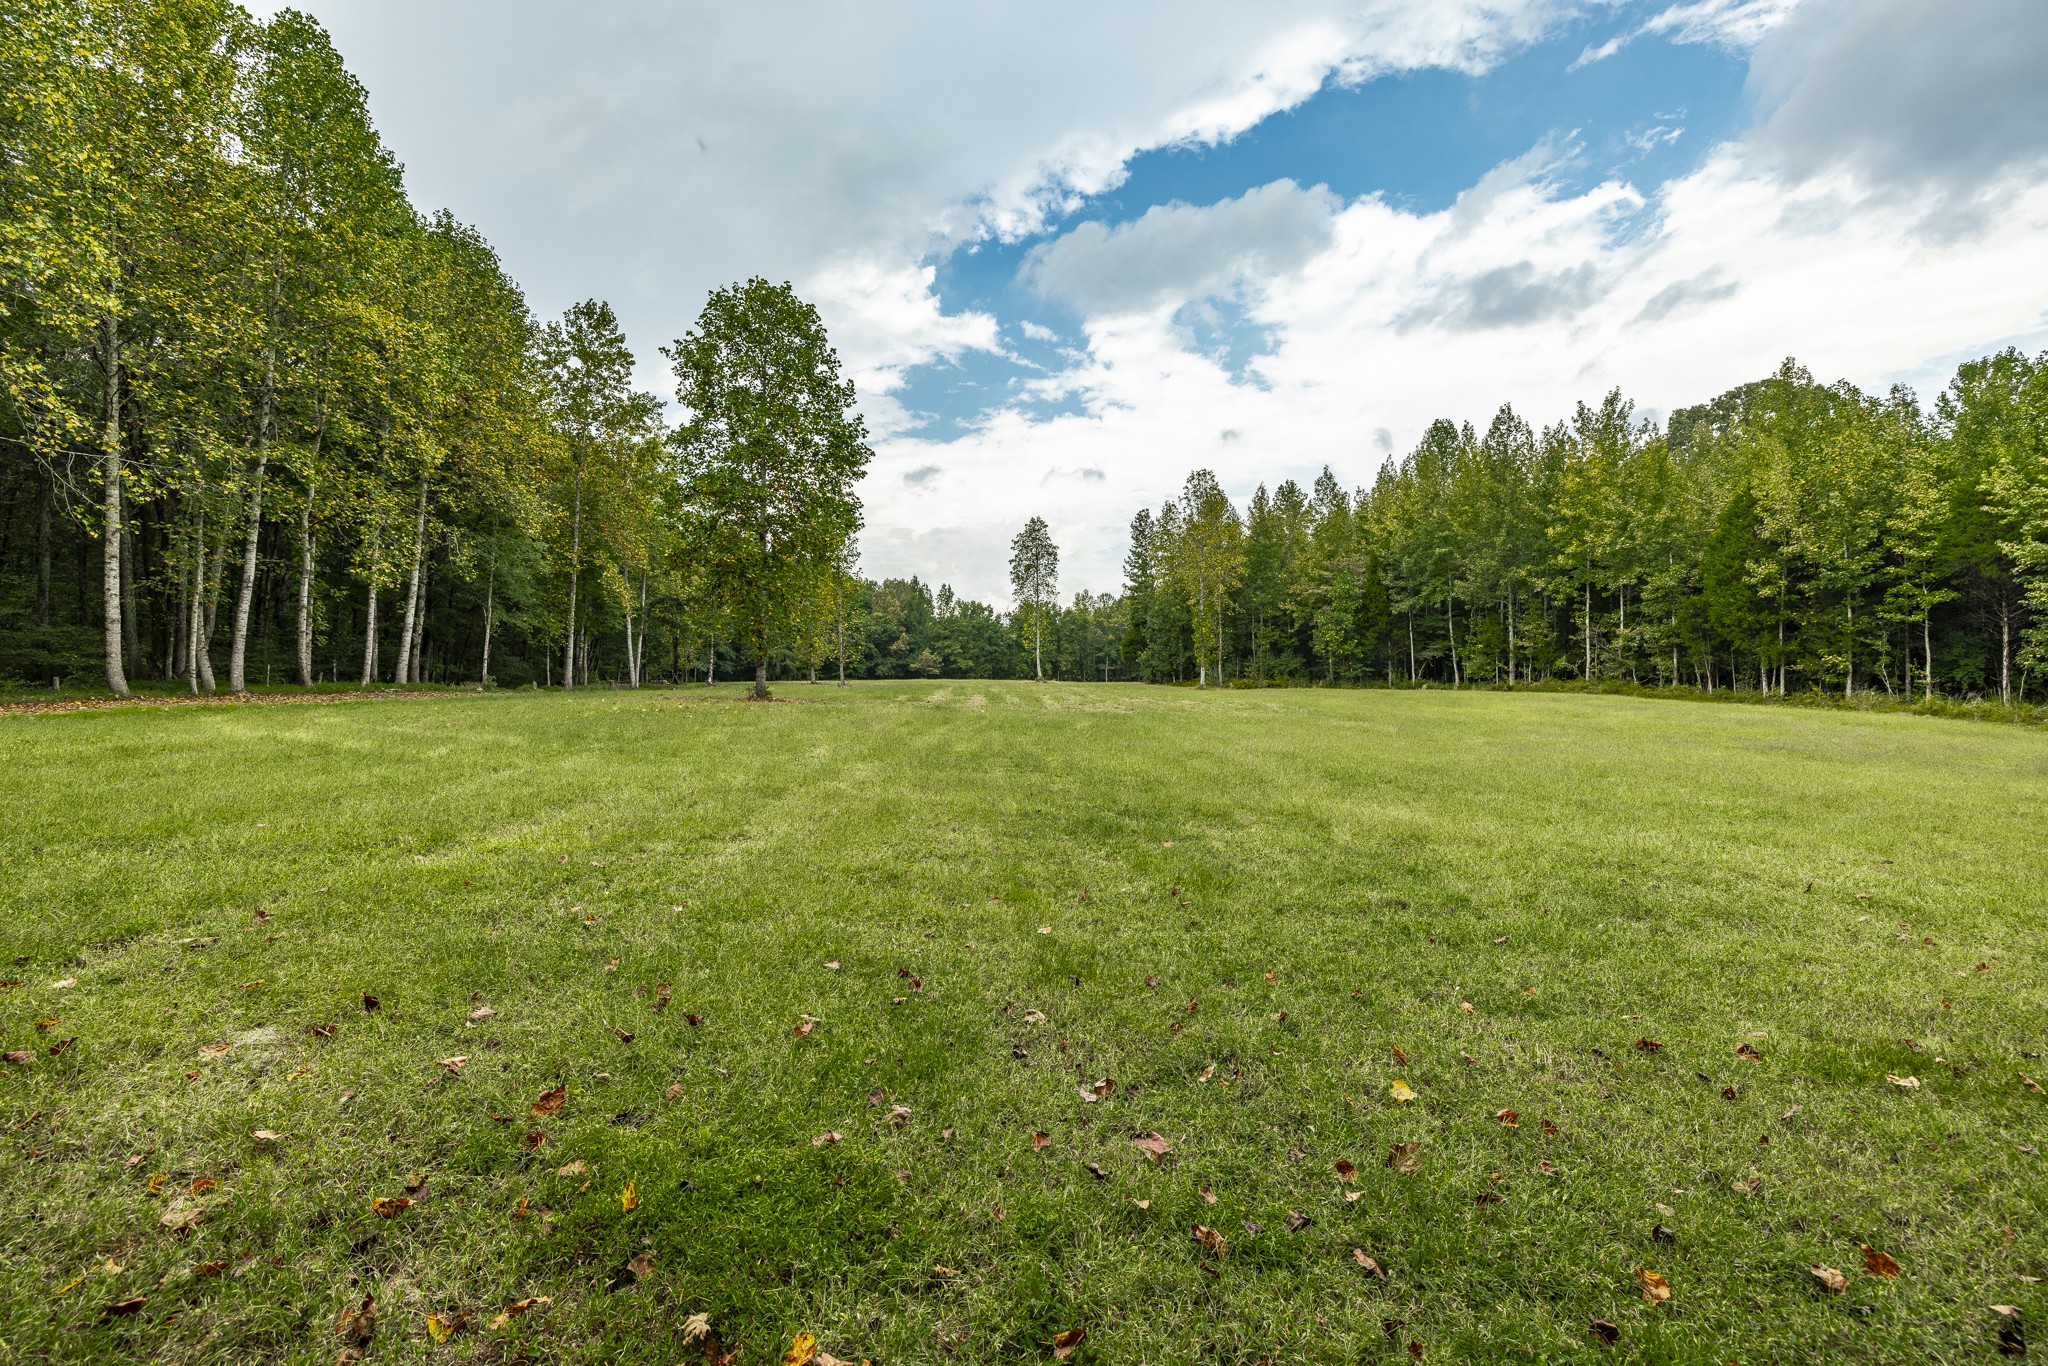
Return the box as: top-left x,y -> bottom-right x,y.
480,554 -> 496,687
360,520 -> 381,686
186,507 -> 205,697
394,476 -> 428,685
120,488 -> 139,671
1445,596 -> 1460,686
99,316 -> 130,695
1582,578 -> 1592,680
1923,614 -> 1934,699
35,464 -> 52,627
408,555 -> 429,682
227,453 -> 267,691
563,466 -> 583,690
297,485 -> 318,686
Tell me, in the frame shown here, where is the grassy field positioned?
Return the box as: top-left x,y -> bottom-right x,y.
2,682 -> 2045,1364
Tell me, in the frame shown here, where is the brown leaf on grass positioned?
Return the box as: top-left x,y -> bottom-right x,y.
1634,1038 -> 1662,1053
684,1013 -> 703,1028
1811,1265 -> 1847,1293
1335,1158 -> 1357,1180
1285,1210 -> 1314,1232
100,1296 -> 148,1319
1091,1077 -> 1118,1099
1200,1187 -> 1218,1204
520,1131 -> 548,1153
198,1042 -> 231,1057
1191,1223 -> 1228,1257
1408,1342 -> 1425,1361
1387,1143 -> 1421,1173
625,1250 -> 654,1282
1496,1110 -> 1520,1128
370,1197 -> 410,1219
189,1178 -> 219,1195
1050,1327 -> 1088,1361
47,1037 -> 75,1057
1735,1043 -> 1763,1064
1195,1063 -> 1215,1082
794,1020 -> 816,1038
2022,1076 -> 2045,1096
1722,1087 -> 1739,1100
1352,1248 -> 1386,1278
489,1297 -> 553,1329
1031,1131 -> 1050,1152
886,1105 -> 913,1128
1589,1319 -> 1619,1346
1132,1131 -> 1172,1161
405,1171 -> 428,1197
1998,1324 -> 2026,1356
610,1028 -> 635,1044
33,1017 -> 60,1032
1459,1001 -> 1475,1015
2,1051 -> 31,1065
678,1311 -> 711,1343
1085,1162 -> 1108,1180
1638,1268 -> 1671,1305
1886,1075 -> 1921,1090
335,1294 -> 376,1346
362,994 -> 379,1012
1539,1160 -> 1558,1176
532,1085 -> 566,1117
1144,975 -> 1159,989
812,1131 -> 842,1147
1390,1045 -> 1409,1067
439,1056 -> 468,1075
425,1311 -> 474,1344
250,1129 -> 281,1144
513,1198 -> 533,1219
1540,1119 -> 1561,1137
1862,1245 -> 1900,1278
310,1024 -> 337,1038
556,1161 -> 588,1176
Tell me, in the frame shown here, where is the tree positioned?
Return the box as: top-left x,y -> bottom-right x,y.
1009,516 -> 1059,680
1161,470 -> 1244,687
665,279 -> 869,699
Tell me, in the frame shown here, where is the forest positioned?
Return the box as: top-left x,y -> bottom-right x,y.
4,3 -> 2047,703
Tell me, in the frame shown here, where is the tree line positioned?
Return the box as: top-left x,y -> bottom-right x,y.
0,1 -> 880,700
1113,354 -> 2048,702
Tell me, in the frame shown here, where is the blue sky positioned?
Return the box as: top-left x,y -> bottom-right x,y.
263,0 -> 2048,601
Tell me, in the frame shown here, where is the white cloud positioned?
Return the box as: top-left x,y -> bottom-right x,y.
1574,0 -> 1800,67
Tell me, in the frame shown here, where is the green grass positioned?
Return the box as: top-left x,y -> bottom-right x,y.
2,682 -> 2045,1364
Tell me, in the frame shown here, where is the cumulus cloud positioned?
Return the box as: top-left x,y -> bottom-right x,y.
1747,0 -> 2048,219
1024,180 -> 1341,315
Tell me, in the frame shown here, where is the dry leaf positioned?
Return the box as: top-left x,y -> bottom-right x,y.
193,1260 -> 228,1279
794,1020 -> 816,1038
1389,1080 -> 1418,1103
100,1297 -> 147,1319
556,1161 -> 588,1176
1589,1319 -> 1619,1346
488,1297 -> 552,1330
198,1042 -> 231,1057
1335,1158 -> 1357,1180
1811,1265 -> 1847,1294
1862,1245 -> 1900,1278
1132,1131 -> 1172,1161
1540,1119 -> 1561,1137
361,994 -> 379,1012
1038,926 -> 1052,935
1886,1074 -> 1921,1090
189,1178 -> 219,1195
425,1311 -> 474,1343
1051,1327 -> 1088,1361
532,1085 -> 567,1117
1191,1223 -> 1228,1257
1496,1109 -> 1520,1128
620,1180 -> 638,1212
679,1312 -> 712,1343
780,1331 -> 817,1366
1031,1131 -> 1050,1152
33,1017 -> 60,1032
3,1051 -> 32,1065
2022,1076 -> 2045,1096
250,1129 -> 280,1143
1634,1038 -> 1662,1053
335,1293 -> 376,1345
1200,1187 -> 1217,1204
812,1131 -> 842,1147
1091,1077 -> 1117,1098
1735,1043 -> 1763,1064
1196,1064 -> 1215,1083
1387,1142 -> 1421,1173
439,1056 -> 468,1074
1085,1162 -> 1108,1180
665,1082 -> 687,1101
1352,1248 -> 1386,1278
521,1131 -> 548,1152
1285,1209 -> 1314,1232
1638,1268 -> 1671,1305
1459,1001 -> 1475,1015
370,1197 -> 410,1219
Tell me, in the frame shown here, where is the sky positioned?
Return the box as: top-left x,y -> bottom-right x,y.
254,0 -> 2048,605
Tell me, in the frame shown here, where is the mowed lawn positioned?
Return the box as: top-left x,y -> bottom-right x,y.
2,684 -> 2046,1365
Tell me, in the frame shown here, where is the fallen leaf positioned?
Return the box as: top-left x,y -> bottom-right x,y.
1335,1158 -> 1357,1180
678,1311 -> 711,1343
250,1129 -> 280,1143
621,1180 -> 638,1212
189,1178 -> 219,1195
1811,1265 -> 1847,1294
1387,1142 -> 1422,1173
1589,1318 -> 1619,1345
1459,1001 -> 1475,1015
335,1293 -> 377,1346
781,1331 -> 817,1366
425,1311 -> 473,1343
198,1042 -> 231,1057
362,994 -> 379,1012
1191,1223 -> 1227,1257
1286,1209 -> 1314,1232
1539,1159 -> 1558,1176
1032,1131 -> 1050,1152
532,1085 -> 567,1117
488,1297 -> 553,1330
1496,1109 -> 1520,1128
1352,1248 -> 1386,1277
193,1260 -> 228,1279
33,1017 -> 60,1031
439,1056 -> 468,1074
1389,1080 -> 1418,1103
1780,1105 -> 1804,1122
812,1131 -> 842,1147
1091,1076 -> 1117,1098
1085,1162 -> 1108,1180
1195,1064 -> 1215,1083
1635,1038 -> 1662,1053
1132,1131 -> 1172,1161
1130,1198 -> 1151,1210
1409,1343 -> 1425,1361
1200,1187 -> 1218,1204
3,1051 -> 32,1065
1050,1327 -> 1088,1361
51,978 -> 75,989
101,1297 -> 147,1319
370,1197 -> 410,1219
311,1024 -> 337,1038
885,1105 -> 913,1128
1540,1120 -> 1561,1137
1638,1268 -> 1671,1306
2023,1076 -> 2045,1096
1038,926 -> 1051,935
46,1036 -> 75,1057
556,1161 -> 588,1176
1736,1043 -> 1763,1064
521,1131 -> 548,1152
147,1172 -> 166,1195
1886,1074 -> 1921,1090
1863,1245 -> 1900,1278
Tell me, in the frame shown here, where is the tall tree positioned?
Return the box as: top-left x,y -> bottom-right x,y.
1009,516 -> 1059,681
665,279 -> 869,699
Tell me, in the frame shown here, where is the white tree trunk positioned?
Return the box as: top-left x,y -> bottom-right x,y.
479,557 -> 496,687
100,316 -> 130,695
394,476 -> 428,685
296,485 -> 317,686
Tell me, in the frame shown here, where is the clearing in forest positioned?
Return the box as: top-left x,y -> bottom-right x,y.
1,682 -> 2044,1364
